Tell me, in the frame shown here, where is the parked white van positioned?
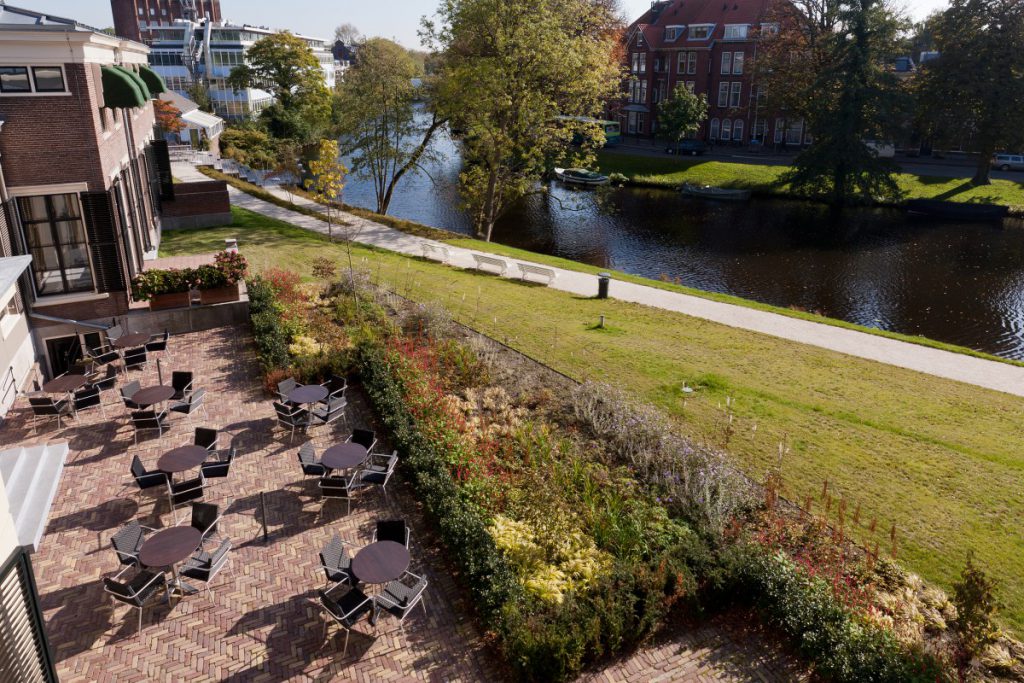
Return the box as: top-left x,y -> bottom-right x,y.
991,153 -> 1024,171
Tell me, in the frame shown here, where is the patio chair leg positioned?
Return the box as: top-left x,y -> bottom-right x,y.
137,607 -> 143,635
343,628 -> 350,657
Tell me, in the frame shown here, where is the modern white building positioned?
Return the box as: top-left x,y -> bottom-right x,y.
146,19 -> 336,120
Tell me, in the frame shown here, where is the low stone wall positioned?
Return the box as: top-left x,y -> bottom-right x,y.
123,297 -> 249,335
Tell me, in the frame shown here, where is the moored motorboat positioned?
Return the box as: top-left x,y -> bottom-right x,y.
681,183 -> 752,201
905,198 -> 1008,222
554,167 -> 610,186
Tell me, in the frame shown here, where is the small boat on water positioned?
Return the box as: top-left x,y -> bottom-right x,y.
681,183 -> 752,201
554,168 -> 610,186
905,199 -> 1009,222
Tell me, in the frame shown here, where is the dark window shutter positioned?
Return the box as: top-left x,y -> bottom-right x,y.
144,145 -> 163,213
0,551 -> 58,682
150,139 -> 175,200
80,191 -> 126,293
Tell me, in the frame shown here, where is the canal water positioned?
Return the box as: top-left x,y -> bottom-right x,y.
341,128 -> 1024,360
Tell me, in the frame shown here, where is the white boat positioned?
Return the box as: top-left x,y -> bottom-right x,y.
681,183 -> 752,201
554,168 -> 610,186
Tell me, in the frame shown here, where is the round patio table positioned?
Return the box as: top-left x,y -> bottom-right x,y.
350,541 -> 410,585
133,385 -> 176,408
113,333 -> 150,349
287,384 -> 328,406
42,374 -> 87,394
321,443 -> 367,471
158,445 -> 209,474
138,526 -> 202,595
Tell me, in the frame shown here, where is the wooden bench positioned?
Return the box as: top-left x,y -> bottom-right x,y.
471,253 -> 509,276
516,262 -> 557,286
421,243 -> 452,264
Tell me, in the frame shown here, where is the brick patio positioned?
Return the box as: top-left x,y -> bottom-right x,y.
2,325 -> 805,682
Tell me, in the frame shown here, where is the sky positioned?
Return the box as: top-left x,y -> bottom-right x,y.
26,0 -> 948,48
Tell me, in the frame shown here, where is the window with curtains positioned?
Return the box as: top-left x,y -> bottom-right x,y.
718,82 -> 730,107
733,52 -> 744,75
721,52 -> 732,74
17,194 -> 93,295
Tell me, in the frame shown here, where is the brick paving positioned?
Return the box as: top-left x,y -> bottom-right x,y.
2,325 -> 807,682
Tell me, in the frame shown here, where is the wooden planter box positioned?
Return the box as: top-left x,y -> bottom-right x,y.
198,283 -> 240,305
148,291 -> 192,311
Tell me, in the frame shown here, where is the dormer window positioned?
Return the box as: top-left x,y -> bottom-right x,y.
760,23 -> 780,36
724,24 -> 749,39
664,25 -> 685,42
689,24 -> 714,40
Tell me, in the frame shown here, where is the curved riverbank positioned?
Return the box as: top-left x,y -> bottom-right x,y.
596,151 -> 1024,217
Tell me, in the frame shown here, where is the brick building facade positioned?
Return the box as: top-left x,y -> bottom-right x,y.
618,0 -> 807,148
112,0 -> 222,43
0,4 -> 169,376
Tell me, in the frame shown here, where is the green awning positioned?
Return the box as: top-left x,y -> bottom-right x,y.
138,64 -> 167,95
100,66 -> 146,108
113,65 -> 151,101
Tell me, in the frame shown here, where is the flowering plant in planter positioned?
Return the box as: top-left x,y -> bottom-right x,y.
192,264 -> 230,290
130,268 -> 194,302
213,250 -> 248,284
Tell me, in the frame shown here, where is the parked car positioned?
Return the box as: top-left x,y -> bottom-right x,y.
666,139 -> 707,156
991,153 -> 1024,171
864,140 -> 895,158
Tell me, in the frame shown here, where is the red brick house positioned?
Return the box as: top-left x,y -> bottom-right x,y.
111,0 -> 222,43
0,4 -> 171,377
618,0 -> 808,148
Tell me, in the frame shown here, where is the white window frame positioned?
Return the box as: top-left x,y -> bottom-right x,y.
718,82 -> 730,108
710,118 -> 720,140
733,119 -> 744,141
0,64 -> 69,97
721,52 -> 732,74
761,23 -> 780,36
729,81 -> 742,107
774,118 -> 785,143
724,24 -> 749,40
721,119 -> 732,140
733,52 -> 744,75
689,24 -> 715,40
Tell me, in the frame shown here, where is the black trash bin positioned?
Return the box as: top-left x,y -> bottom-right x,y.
597,273 -> 611,299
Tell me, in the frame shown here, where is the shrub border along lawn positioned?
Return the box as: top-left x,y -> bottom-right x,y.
210,167 -> 1024,369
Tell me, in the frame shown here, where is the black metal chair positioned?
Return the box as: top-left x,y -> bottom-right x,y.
111,520 -> 151,567
298,442 -> 326,479
373,571 -> 428,633
73,385 -> 105,417
171,371 -> 193,401
179,539 -> 232,600
373,519 -> 410,548
130,410 -> 169,445
319,475 -> 365,516
130,455 -> 168,499
276,377 -> 299,404
28,394 -> 74,431
90,345 -> 121,370
359,451 -> 399,500
170,389 -> 207,421
316,584 -> 373,656
90,365 -> 119,392
145,330 -> 172,359
167,472 -> 206,523
192,427 -> 218,451
347,428 -> 377,454
311,397 -> 348,429
274,402 -> 309,442
201,446 -> 235,480
183,501 -> 222,544
318,534 -> 358,587
103,567 -> 170,635
319,375 -> 347,403
123,347 -> 148,372
121,380 -> 143,410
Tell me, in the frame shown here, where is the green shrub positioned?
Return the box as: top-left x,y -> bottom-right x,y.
954,552 -> 1002,658
247,275 -> 291,372
131,268 -> 193,301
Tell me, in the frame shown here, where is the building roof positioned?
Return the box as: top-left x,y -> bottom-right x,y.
181,107 -> 224,132
627,0 -> 775,49
0,1 -> 105,35
0,256 -> 31,295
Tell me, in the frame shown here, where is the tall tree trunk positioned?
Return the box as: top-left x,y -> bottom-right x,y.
379,116 -> 446,215
973,144 -> 994,186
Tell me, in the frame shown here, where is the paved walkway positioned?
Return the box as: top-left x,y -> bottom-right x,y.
174,163 -> 1024,397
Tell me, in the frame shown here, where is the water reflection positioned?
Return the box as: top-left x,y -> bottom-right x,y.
341,126 -> 1024,359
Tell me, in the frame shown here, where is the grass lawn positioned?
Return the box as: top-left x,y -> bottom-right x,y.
596,151 -> 1024,211
162,205 -> 1024,633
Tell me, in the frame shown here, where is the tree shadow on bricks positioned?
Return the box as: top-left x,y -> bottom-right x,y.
224,592 -> 377,680
225,489 -> 322,549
